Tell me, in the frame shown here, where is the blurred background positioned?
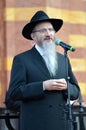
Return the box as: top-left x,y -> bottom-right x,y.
0,0 -> 86,129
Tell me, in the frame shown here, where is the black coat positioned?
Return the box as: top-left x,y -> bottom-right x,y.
5,46 -> 79,130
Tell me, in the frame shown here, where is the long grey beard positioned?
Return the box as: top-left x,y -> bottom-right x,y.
42,42 -> 58,77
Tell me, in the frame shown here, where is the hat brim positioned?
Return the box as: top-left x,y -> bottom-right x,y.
22,18 -> 63,40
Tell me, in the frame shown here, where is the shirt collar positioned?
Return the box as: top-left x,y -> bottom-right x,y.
35,44 -> 45,56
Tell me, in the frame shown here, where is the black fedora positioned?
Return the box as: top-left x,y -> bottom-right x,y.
22,10 -> 63,40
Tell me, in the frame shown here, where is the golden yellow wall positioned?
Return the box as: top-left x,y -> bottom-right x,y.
0,0 -> 86,107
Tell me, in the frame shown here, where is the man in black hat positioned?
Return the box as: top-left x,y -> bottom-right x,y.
5,10 -> 79,130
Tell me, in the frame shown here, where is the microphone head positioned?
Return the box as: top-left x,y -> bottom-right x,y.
55,39 -> 61,45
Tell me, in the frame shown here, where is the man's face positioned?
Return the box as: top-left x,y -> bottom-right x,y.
31,21 -> 58,76
31,21 -> 56,46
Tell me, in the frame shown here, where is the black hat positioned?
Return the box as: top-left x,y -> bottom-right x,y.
22,10 -> 63,40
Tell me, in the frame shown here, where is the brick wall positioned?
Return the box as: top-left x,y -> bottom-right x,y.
0,0 -> 86,107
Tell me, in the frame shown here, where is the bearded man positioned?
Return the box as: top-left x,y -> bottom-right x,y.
5,10 -> 80,130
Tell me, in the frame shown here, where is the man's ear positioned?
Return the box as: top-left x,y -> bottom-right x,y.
31,33 -> 34,40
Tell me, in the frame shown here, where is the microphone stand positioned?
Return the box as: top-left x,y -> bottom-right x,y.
64,48 -> 74,130
78,91 -> 84,113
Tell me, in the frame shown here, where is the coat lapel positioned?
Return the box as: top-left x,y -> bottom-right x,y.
31,47 -> 51,78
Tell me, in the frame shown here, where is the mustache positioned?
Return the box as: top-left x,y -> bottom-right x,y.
44,36 -> 53,41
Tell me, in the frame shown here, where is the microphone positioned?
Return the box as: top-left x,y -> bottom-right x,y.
55,39 -> 76,52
